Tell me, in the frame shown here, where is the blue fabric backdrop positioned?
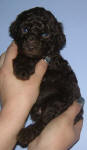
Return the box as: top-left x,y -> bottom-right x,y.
0,0 -> 87,149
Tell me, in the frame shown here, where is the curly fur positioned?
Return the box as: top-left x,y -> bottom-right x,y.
9,7 -> 83,148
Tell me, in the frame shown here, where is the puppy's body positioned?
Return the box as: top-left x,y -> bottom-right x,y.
9,7 -> 82,147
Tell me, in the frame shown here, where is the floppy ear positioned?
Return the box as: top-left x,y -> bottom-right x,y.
9,20 -> 18,40
56,22 -> 66,51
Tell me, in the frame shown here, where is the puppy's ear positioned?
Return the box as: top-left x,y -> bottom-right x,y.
9,20 -> 18,40
56,22 -> 66,51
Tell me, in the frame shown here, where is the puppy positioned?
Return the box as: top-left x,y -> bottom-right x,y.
9,7 -> 83,147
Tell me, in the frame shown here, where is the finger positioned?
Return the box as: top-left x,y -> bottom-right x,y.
3,41 -> 17,68
29,59 -> 48,86
64,100 -> 84,122
0,52 -> 6,68
6,41 -> 17,59
74,119 -> 83,140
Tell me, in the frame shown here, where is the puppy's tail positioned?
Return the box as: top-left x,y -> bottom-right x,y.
17,120 -> 45,148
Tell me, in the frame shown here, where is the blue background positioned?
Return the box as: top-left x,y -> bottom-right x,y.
0,0 -> 87,150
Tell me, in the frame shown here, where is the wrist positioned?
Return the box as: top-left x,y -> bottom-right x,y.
0,93 -> 34,150
28,136 -> 68,150
0,96 -> 33,134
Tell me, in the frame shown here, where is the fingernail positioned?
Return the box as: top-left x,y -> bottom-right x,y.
77,97 -> 85,107
44,56 -> 51,64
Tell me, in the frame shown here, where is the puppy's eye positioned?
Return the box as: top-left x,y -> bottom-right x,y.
23,27 -> 28,33
41,33 -> 49,38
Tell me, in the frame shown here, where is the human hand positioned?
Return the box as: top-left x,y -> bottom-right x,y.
0,42 -> 48,108
0,42 -> 48,150
28,101 -> 84,150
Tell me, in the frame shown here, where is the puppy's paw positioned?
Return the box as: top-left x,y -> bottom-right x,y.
13,65 -> 30,80
17,128 -> 30,147
13,59 -> 35,80
17,125 -> 36,148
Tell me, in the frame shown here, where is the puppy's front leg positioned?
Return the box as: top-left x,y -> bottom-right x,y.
13,54 -> 37,80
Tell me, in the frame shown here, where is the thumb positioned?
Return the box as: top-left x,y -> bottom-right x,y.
31,57 -> 50,86
64,97 -> 84,122
35,59 -> 48,78
34,58 -> 49,84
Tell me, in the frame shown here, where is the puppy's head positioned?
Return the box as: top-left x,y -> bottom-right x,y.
9,7 -> 66,57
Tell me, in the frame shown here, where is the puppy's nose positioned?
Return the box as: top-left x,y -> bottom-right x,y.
29,34 -> 36,41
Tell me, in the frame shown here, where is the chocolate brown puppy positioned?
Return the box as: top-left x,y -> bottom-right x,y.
9,7 -> 83,147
